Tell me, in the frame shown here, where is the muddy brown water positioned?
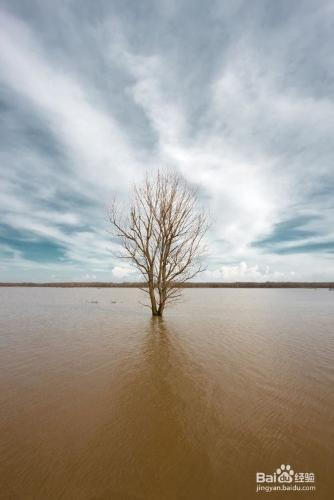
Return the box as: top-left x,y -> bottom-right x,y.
1,288 -> 333,500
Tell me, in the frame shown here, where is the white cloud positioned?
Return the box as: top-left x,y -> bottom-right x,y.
116,40 -> 284,253
111,265 -> 137,280
0,10 -> 142,195
204,261 -> 285,281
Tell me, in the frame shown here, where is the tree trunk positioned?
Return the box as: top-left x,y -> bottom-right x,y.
148,275 -> 159,316
157,306 -> 164,316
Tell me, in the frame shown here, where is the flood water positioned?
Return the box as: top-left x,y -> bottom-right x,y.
1,288 -> 333,499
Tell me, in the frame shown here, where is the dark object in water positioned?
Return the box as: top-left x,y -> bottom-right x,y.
111,300 -> 117,304
88,300 -> 99,303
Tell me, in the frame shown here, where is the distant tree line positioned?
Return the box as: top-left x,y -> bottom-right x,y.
1,282 -> 333,288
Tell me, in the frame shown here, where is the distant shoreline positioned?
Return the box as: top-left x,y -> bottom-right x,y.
1,282 -> 333,288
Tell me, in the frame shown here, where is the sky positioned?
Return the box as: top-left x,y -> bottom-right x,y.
0,0 -> 334,282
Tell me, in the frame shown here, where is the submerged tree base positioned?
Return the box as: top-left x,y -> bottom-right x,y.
152,311 -> 163,317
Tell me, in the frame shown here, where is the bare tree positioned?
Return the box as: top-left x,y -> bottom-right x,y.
109,170 -> 207,316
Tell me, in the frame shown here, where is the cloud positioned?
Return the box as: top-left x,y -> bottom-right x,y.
112,265 -> 137,280
204,261 -> 286,282
0,10 -> 141,194
0,1 -> 334,281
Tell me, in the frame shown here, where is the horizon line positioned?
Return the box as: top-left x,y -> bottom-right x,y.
1,281 -> 334,289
